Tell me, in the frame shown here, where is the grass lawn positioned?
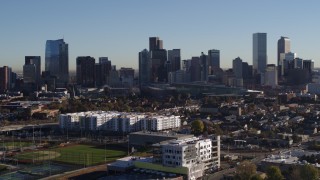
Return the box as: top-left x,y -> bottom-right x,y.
16,144 -> 127,166
16,151 -> 60,161
1,141 -> 33,149
0,164 -> 8,172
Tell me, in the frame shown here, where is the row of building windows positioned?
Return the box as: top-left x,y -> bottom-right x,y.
165,161 -> 181,166
165,155 -> 182,160
200,150 -> 210,155
164,149 -> 182,154
200,144 -> 211,149
186,159 -> 196,164
201,155 -> 211,160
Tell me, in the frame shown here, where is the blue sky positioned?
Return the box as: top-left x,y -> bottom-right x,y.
1,0 -> 320,71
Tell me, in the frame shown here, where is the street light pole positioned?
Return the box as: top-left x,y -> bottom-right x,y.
127,135 -> 129,156
32,125 -> 35,145
39,125 -> 42,145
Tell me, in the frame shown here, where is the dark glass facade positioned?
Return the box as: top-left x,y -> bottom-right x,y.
45,39 -> 69,87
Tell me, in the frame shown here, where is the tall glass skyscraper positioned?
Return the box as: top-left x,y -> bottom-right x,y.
277,36 -> 290,76
253,33 -> 267,73
139,49 -> 150,87
25,56 -> 41,85
45,39 -> 69,86
277,36 -> 290,65
208,49 -> 220,69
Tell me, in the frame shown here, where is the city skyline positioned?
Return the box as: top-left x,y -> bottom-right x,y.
1,0 -> 320,71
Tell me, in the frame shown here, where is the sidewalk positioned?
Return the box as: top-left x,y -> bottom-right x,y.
41,164 -> 107,180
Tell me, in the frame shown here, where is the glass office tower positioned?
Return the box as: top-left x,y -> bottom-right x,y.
253,33 -> 267,73
45,39 -> 69,87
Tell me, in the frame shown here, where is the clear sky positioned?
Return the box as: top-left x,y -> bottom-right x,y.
1,0 -> 320,71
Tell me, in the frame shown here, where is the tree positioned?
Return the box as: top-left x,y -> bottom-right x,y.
235,160 -> 257,180
191,120 -> 204,135
250,174 -> 263,180
300,164 -> 319,180
289,166 -> 301,180
266,166 -> 284,180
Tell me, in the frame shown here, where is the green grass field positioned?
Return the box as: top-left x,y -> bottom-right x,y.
1,141 -> 33,150
16,144 -> 127,166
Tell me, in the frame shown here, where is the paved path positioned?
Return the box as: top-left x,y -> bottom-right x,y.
41,164 -> 106,180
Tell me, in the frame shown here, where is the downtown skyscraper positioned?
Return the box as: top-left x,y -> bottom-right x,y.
149,37 -> 167,82
139,49 -> 150,87
208,49 -> 220,70
76,56 -> 95,87
95,57 -> 112,87
24,56 -> 41,85
277,36 -> 290,76
167,49 -> 181,73
45,39 -> 69,87
253,33 -> 267,73
0,66 -> 12,93
149,37 -> 163,51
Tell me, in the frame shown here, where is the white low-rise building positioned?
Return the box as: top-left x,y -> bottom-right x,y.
160,136 -> 220,179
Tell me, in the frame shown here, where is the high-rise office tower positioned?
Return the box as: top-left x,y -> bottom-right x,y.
242,62 -> 253,80
139,49 -> 150,86
264,64 -> 278,88
149,37 -> 167,82
167,49 -> 181,72
253,33 -> 267,73
23,63 -> 36,83
149,37 -> 163,51
76,56 -> 95,87
119,68 -> 135,87
25,56 -> 41,85
277,37 -> 290,75
99,57 -> 111,64
208,49 -> 220,70
45,39 -> 69,87
303,60 -> 314,73
95,57 -> 112,87
281,52 -> 297,75
0,66 -> 12,92
200,52 -> 208,81
294,58 -> 303,69
23,63 -> 37,94
150,49 -> 167,82
190,57 -> 201,82
233,57 -> 243,78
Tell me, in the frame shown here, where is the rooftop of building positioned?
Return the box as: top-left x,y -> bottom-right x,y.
262,154 -> 299,164
130,131 -> 193,139
164,136 -> 212,146
61,111 -> 180,120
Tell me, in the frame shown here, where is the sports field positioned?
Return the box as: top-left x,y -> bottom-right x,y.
1,141 -> 33,150
16,144 -> 126,166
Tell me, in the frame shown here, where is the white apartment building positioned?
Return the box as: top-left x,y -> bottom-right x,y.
149,115 -> 180,131
59,111 -> 181,132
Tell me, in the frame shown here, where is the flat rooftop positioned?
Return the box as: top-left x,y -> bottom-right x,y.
262,155 -> 299,164
130,131 -> 193,139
